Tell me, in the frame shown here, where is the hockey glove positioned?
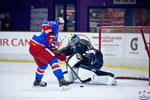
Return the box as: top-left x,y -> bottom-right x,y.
50,48 -> 56,52
54,52 -> 67,61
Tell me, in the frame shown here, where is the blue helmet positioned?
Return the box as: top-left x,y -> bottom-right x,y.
55,17 -> 64,24
68,33 -> 79,46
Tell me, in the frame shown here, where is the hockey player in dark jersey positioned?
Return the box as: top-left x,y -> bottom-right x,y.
29,17 -> 73,87
59,33 -> 117,85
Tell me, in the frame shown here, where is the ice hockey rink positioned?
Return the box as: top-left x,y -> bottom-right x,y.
0,62 -> 150,100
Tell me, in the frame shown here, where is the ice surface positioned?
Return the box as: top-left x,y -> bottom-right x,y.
0,62 -> 150,100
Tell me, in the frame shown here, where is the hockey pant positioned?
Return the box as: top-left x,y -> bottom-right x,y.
29,44 -> 64,81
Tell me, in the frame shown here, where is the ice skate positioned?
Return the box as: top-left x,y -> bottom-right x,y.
107,76 -> 117,86
58,78 -> 73,87
58,78 -> 73,90
33,79 -> 47,87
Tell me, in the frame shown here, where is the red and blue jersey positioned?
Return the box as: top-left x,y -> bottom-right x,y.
30,20 -> 59,49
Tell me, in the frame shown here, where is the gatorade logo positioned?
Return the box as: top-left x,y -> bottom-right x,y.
130,37 -> 138,51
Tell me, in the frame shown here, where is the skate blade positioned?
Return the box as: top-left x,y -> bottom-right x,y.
59,85 -> 72,91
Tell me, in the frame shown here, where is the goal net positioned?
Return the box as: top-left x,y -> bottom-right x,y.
99,26 -> 150,84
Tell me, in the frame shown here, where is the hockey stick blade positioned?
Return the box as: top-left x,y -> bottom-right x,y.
81,78 -> 91,83
63,71 -> 68,74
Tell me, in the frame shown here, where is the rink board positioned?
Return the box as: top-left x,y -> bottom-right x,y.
0,31 -> 149,79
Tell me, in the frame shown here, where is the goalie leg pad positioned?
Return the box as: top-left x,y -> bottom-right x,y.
64,53 -> 81,82
92,75 -> 117,85
78,67 -> 117,85
67,53 -> 82,68
64,67 -> 79,82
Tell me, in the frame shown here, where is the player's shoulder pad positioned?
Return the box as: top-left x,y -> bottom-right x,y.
80,39 -> 93,50
51,21 -> 59,27
80,39 -> 90,44
42,20 -> 49,25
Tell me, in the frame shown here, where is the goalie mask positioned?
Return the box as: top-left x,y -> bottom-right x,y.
68,33 -> 79,46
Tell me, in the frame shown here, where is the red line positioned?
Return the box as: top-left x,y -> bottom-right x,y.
149,34 -> 150,85
115,77 -> 148,81
99,27 -> 101,51
140,29 -> 150,85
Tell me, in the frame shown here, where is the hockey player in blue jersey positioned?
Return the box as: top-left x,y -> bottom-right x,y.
59,33 -> 117,85
29,17 -> 73,87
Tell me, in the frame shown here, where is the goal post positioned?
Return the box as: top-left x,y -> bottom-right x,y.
99,26 -> 150,85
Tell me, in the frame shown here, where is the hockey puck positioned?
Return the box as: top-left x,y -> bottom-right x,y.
80,85 -> 84,87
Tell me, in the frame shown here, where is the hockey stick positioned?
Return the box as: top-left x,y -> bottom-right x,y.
57,35 -> 67,50
53,46 -> 91,83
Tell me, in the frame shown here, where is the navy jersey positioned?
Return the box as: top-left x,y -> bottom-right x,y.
60,39 -> 103,69
60,39 -> 93,55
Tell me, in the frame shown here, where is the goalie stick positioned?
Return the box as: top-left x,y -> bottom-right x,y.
53,46 -> 91,83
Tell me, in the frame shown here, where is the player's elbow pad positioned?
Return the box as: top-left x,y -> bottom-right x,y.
42,25 -> 52,33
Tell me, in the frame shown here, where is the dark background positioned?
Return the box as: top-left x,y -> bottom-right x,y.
0,0 -> 150,32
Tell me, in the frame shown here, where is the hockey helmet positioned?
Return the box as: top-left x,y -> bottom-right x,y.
55,17 -> 64,24
68,33 -> 79,46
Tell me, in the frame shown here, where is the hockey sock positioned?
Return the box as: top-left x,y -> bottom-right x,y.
49,57 -> 64,79
36,64 -> 48,81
